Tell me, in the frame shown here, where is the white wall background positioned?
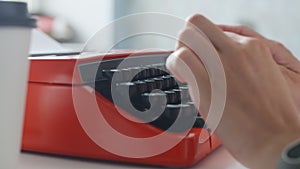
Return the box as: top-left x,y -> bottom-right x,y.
114,0 -> 300,58
20,0 -> 300,57
35,0 -> 114,43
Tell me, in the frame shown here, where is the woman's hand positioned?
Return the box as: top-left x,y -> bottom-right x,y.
166,14 -> 300,169
219,25 -> 300,111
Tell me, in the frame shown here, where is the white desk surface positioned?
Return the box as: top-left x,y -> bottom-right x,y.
18,146 -> 248,169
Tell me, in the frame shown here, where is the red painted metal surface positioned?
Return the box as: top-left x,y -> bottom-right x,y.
22,51 -> 221,167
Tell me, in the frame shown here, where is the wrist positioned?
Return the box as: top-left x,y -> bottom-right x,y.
277,138 -> 300,169
257,129 -> 300,169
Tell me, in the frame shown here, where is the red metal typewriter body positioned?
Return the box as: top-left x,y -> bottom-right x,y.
22,51 -> 221,167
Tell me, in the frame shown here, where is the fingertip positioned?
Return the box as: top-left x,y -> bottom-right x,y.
166,49 -> 187,83
186,14 -> 206,25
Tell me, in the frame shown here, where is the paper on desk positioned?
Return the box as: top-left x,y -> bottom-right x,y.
30,29 -> 75,56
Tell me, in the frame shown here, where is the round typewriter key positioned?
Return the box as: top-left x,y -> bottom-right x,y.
148,67 -> 158,77
184,104 -> 198,116
162,76 -> 173,89
172,88 -> 181,96
144,79 -> 157,92
177,104 -> 198,131
115,82 -> 137,97
171,89 -> 182,103
141,67 -> 151,79
152,64 -> 163,76
141,92 -> 166,109
134,81 -> 148,94
164,90 -> 179,104
131,67 -> 142,80
153,77 -> 164,89
180,85 -> 191,101
169,76 -> 178,88
164,104 -> 181,119
103,69 -> 121,79
121,68 -> 132,82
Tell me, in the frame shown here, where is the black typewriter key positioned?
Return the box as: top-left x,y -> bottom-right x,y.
115,82 -> 137,98
186,102 -> 197,111
162,75 -> 173,89
184,104 -> 198,116
153,78 -> 164,89
102,69 -> 122,81
184,102 -> 205,128
134,81 -> 148,94
155,64 -> 168,76
164,104 -> 181,119
155,104 -> 196,132
131,67 -> 142,80
121,68 -> 132,82
180,85 -> 191,101
179,104 -> 198,128
164,104 -> 197,119
171,89 -> 182,103
149,104 -> 180,131
140,67 -> 152,79
169,76 -> 178,88
171,104 -> 199,132
172,88 -> 181,97
149,68 -> 159,77
144,79 -> 157,92
150,64 -> 162,76
137,67 -> 146,79
102,69 -> 114,78
141,92 -> 166,109
164,90 -> 179,104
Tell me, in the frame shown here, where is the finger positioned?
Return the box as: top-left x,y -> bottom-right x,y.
166,47 -> 211,114
186,14 -> 233,51
218,24 -> 264,39
166,48 -> 187,83
166,47 -> 207,82
224,32 -> 246,43
175,41 -> 185,50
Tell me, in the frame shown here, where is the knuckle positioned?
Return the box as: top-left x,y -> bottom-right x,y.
176,48 -> 193,62
186,14 -> 205,25
178,28 -> 193,38
244,38 -> 266,49
178,28 -> 196,45
236,25 -> 247,30
236,25 -> 250,32
238,25 -> 251,30
271,41 -> 285,49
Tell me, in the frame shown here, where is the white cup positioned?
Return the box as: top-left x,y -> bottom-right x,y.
0,2 -> 36,169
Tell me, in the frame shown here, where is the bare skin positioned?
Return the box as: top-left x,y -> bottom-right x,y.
219,24 -> 300,112
166,14 -> 300,169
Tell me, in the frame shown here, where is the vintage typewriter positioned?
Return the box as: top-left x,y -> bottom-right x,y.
22,50 -> 221,167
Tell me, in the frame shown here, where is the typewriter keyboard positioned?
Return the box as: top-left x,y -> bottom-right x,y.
79,53 -> 205,132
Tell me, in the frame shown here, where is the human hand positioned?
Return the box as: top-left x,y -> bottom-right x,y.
166,14 -> 300,169
219,25 -> 300,111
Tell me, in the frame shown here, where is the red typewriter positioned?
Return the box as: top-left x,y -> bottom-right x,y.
22,50 -> 221,167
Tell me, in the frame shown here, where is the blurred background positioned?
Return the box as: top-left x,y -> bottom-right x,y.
4,0 -> 300,57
